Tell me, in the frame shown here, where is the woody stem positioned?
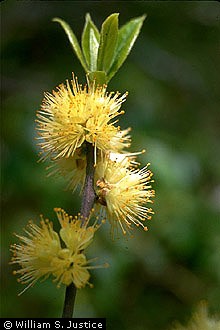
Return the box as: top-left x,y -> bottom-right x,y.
62,142 -> 96,318
80,142 -> 96,220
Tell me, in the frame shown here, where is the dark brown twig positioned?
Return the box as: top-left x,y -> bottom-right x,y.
62,142 -> 96,318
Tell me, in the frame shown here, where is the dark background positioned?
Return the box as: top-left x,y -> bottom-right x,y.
1,1 -> 220,329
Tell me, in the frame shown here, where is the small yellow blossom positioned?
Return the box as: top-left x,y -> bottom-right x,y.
36,74 -> 130,162
170,301 -> 220,330
94,154 -> 155,236
51,251 -> 100,288
46,148 -> 87,191
55,208 -> 99,252
10,218 -> 61,294
11,209 -> 104,294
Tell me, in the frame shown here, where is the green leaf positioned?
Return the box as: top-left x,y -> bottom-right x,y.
97,13 -> 119,73
81,13 -> 100,71
87,71 -> 107,86
52,17 -> 88,72
107,15 -> 146,82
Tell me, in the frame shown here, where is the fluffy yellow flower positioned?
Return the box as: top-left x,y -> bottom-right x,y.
46,148 -> 87,191
94,154 -> 155,236
55,208 -> 99,252
36,74 -> 130,161
170,301 -> 220,330
51,251 -> 99,288
11,209 -> 104,293
11,218 -> 61,294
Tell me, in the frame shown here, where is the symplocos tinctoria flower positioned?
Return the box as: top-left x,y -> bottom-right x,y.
11,208 -> 107,294
35,73 -> 155,237
36,74 -> 130,163
94,152 -> 155,236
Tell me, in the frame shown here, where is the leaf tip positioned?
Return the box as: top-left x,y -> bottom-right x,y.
140,14 -> 147,23
52,17 -> 62,24
108,13 -> 119,21
85,13 -> 91,21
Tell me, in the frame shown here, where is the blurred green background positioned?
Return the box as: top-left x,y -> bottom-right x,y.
1,1 -> 220,329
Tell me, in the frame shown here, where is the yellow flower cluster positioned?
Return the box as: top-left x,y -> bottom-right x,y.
36,75 -> 130,161
170,301 -> 220,330
95,154 -> 155,236
11,209 -> 107,294
36,74 -> 155,236
11,74 -> 155,294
